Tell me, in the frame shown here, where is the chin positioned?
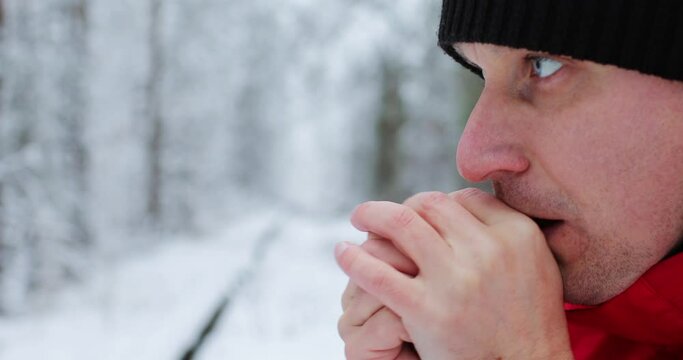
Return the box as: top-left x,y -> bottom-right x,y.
541,223 -> 638,304
561,276 -> 618,305
558,255 -> 645,305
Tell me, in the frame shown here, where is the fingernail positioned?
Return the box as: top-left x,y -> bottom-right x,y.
335,242 -> 350,258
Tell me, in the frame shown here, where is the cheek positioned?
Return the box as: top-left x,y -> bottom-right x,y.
543,90 -> 683,251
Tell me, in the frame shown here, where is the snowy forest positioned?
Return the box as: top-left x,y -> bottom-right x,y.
0,0 -> 482,358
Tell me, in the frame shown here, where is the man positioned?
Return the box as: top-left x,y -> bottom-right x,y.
336,0 -> 683,359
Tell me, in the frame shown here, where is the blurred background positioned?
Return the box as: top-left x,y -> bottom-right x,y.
0,0 -> 482,358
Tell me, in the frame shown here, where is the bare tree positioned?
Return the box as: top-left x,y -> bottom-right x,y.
229,5 -> 273,194
145,0 -> 164,227
0,0 -> 5,229
0,0 -> 93,312
58,0 -> 91,259
0,0 -> 6,303
374,59 -> 408,202
0,0 -> 38,313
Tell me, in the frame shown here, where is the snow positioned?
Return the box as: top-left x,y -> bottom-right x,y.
0,0 -> 470,358
196,216 -> 363,360
0,211 -> 363,360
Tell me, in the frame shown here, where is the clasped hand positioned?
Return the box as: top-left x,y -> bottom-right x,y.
336,189 -> 573,360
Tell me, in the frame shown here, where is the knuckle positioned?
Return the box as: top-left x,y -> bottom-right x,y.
341,282 -> 356,310
337,315 -> 348,339
506,217 -> 541,241
390,206 -> 416,229
407,191 -> 448,211
451,187 -> 484,202
458,267 -> 483,293
337,313 -> 355,341
369,273 -> 393,295
482,232 -> 507,255
366,310 -> 394,343
481,247 -> 507,275
368,273 -> 414,308
362,239 -> 392,264
476,232 -> 515,267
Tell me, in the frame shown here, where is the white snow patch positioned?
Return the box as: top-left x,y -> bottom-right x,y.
0,210 -> 279,360
196,216 -> 364,360
0,211 -> 365,360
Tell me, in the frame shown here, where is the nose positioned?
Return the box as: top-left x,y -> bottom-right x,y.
456,89 -> 530,182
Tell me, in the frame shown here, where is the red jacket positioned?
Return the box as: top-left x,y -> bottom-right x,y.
565,253 -> 683,359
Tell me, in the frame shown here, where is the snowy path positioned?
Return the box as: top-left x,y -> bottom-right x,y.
0,211 -> 361,359
195,216 -> 361,359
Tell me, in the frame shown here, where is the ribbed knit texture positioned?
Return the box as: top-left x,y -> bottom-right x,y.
438,0 -> 683,82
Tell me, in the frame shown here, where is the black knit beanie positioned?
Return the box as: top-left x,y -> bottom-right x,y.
438,0 -> 683,82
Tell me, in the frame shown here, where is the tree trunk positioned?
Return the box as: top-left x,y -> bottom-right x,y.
61,0 -> 91,250
375,60 -> 407,201
0,0 -> 4,29
0,0 -> 36,314
0,0 -> 5,249
145,0 -> 164,227
0,0 -> 7,312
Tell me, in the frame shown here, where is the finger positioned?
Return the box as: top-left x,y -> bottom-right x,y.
335,241 -> 422,317
350,201 -> 451,274
343,307 -> 411,360
403,191 -> 485,245
343,235 -> 418,311
363,233 -> 419,276
341,280 -> 360,311
340,286 -> 384,327
450,188 -> 522,226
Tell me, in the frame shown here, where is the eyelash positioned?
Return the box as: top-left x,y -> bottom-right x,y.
470,54 -> 567,83
526,55 -> 564,79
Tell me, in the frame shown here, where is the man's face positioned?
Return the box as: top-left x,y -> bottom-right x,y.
454,43 -> 683,305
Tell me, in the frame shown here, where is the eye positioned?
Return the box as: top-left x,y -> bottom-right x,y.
530,56 -> 563,78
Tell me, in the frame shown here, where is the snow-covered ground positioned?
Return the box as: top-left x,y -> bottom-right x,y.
196,216 -> 360,360
0,211 -> 362,359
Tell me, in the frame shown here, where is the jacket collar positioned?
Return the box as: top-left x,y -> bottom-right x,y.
565,253 -> 683,345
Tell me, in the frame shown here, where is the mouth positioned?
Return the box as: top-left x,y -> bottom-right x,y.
531,217 -> 564,234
